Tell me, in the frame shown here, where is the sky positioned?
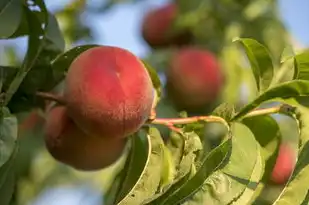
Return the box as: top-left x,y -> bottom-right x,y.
1,0 -> 309,204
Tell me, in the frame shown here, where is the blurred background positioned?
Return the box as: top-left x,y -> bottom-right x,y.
1,0 -> 308,204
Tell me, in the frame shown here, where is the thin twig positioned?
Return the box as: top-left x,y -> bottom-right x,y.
150,104 -> 288,133
243,106 -> 282,118
35,92 -> 66,105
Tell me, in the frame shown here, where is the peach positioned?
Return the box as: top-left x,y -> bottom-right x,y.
141,3 -> 191,48
44,106 -> 127,171
64,46 -> 154,139
271,143 -> 296,184
166,47 -> 224,112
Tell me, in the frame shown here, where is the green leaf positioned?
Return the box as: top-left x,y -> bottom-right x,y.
112,132 -> 149,204
0,146 -> 18,205
175,131 -> 202,180
230,148 -> 263,205
183,122 -> 263,205
272,105 -> 309,204
232,80 -> 309,121
212,102 -> 236,122
0,107 -> 18,167
51,44 -> 100,82
117,127 -> 164,205
7,5 -> 28,38
293,50 -> 309,80
242,115 -> 281,202
242,115 -> 280,161
165,131 -> 185,172
0,66 -> 18,93
45,13 -> 65,53
234,38 -> 274,92
280,45 -> 295,63
159,145 -> 175,191
4,1 -> 48,105
145,137 -> 231,205
0,0 -> 22,38
141,60 -> 162,100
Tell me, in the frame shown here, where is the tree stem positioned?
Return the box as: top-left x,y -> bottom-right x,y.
151,105 -> 287,133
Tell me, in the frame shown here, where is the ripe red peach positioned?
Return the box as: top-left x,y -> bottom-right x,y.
271,143 -> 296,184
64,46 -> 154,139
166,47 -> 224,112
44,106 -> 127,171
141,3 -> 191,48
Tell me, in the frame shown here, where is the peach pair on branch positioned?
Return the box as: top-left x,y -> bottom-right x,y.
43,46 -> 155,171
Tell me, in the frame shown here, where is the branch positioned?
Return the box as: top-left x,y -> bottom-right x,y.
150,104 -> 294,133
151,115 -> 229,134
35,92 -> 66,105
243,106 -> 281,118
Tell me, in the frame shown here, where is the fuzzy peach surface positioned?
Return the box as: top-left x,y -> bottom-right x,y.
64,46 -> 154,139
45,106 -> 127,171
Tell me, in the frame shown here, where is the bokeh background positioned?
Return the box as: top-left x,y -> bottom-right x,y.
1,0 -> 309,204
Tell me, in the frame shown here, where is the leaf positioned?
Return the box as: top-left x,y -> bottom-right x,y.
142,60 -> 162,100
234,38 -> 274,92
175,131 -> 203,180
212,102 -> 236,122
165,131 -> 185,172
232,80 -> 309,121
117,127 -> 164,205
280,45 -> 295,63
0,107 -> 18,167
272,105 -> 309,204
0,0 -> 22,38
51,44 -> 100,82
159,146 -> 175,191
4,1 -> 48,105
112,132 -> 149,204
0,146 -> 18,205
183,122 -> 262,205
7,5 -> 28,38
145,137 -> 231,205
242,115 -> 280,160
45,12 -> 65,53
0,66 -> 17,93
242,115 -> 282,187
293,50 -> 309,80
230,149 -> 263,205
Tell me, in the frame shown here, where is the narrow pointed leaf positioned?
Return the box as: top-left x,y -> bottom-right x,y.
293,50 -> 309,80
234,38 -> 274,92
117,127 -> 164,205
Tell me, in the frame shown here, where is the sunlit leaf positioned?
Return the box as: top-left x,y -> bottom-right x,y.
182,122 -> 263,205
146,136 -> 231,205
234,38 -> 274,92
273,105 -> 309,204
293,50 -> 309,80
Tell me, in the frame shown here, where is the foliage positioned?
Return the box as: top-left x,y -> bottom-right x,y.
1,0 -> 309,205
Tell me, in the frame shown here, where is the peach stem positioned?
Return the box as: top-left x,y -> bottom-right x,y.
36,92 -> 66,105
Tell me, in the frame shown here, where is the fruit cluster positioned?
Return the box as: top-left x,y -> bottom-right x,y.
44,46 -> 154,171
